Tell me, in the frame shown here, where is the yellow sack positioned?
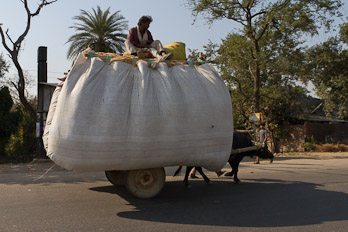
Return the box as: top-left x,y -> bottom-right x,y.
164,42 -> 186,60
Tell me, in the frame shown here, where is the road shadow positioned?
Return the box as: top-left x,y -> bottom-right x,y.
90,179 -> 348,227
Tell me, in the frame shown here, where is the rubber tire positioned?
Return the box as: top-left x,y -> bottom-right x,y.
125,168 -> 165,199
105,170 -> 126,186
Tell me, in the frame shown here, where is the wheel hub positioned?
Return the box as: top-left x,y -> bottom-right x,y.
138,171 -> 154,187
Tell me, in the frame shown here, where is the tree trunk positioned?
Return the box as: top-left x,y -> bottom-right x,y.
12,55 -> 36,121
254,64 -> 260,113
252,40 -> 261,113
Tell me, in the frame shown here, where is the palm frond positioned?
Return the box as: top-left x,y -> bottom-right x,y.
66,6 -> 128,59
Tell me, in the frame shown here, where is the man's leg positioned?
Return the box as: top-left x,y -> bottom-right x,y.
265,143 -> 273,163
124,40 -> 145,58
149,40 -> 172,60
190,168 -> 198,178
149,40 -> 163,57
124,40 -> 137,54
255,156 -> 260,164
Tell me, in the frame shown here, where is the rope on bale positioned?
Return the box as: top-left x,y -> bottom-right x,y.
85,52 -> 205,68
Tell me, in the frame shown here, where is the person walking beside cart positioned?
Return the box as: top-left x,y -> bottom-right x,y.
124,15 -> 172,60
255,122 -> 273,164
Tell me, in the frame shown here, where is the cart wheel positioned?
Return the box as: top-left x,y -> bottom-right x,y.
105,170 -> 126,186
125,168 -> 165,199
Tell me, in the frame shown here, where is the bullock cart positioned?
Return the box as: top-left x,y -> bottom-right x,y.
43,49 -> 234,198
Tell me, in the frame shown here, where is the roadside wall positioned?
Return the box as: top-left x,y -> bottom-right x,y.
305,122 -> 348,144
272,125 -> 306,153
271,122 -> 348,153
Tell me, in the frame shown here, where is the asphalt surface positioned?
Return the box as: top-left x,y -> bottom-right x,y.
1,155 -> 348,232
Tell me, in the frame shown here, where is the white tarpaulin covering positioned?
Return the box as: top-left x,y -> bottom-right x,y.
43,52 -> 233,172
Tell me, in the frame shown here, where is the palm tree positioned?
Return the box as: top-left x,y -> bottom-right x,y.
66,6 -> 128,59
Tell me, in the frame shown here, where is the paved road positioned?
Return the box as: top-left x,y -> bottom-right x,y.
1,156 -> 348,232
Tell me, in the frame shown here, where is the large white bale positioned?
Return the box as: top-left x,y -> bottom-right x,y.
44,53 -> 233,172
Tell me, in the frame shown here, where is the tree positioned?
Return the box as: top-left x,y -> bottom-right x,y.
0,0 -> 57,121
187,0 -> 342,113
197,31 -> 308,150
66,6 -> 128,59
303,29 -> 348,119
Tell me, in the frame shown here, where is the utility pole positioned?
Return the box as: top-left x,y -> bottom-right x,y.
37,46 -> 47,158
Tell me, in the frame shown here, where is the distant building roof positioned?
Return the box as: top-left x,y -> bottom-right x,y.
293,96 -> 348,123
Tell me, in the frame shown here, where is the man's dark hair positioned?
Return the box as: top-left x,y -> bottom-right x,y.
138,15 -> 153,26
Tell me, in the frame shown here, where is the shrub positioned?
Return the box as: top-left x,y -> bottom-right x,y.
304,135 -> 316,151
5,105 -> 36,157
0,86 -> 20,156
314,143 -> 348,152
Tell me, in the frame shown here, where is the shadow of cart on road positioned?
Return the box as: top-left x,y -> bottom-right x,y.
90,178 -> 348,228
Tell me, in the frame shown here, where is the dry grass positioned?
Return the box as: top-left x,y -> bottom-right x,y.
314,144 -> 348,152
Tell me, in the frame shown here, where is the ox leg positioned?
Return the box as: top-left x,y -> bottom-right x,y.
195,167 -> 210,183
225,161 -> 234,177
230,154 -> 244,184
184,166 -> 193,188
233,169 -> 241,183
225,154 -> 237,177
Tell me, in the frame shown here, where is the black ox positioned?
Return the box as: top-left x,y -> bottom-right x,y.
174,131 -> 274,187
174,166 -> 210,187
226,131 -> 274,183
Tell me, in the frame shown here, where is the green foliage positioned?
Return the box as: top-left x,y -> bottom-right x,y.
188,40 -> 218,62
5,104 -> 36,157
339,22 -> 348,44
0,86 -> 20,156
188,0 -> 342,30
187,0 -> 342,114
186,0 -> 343,149
304,135 -> 316,151
66,6 -> 128,59
202,31 -> 308,128
187,48 -> 200,61
0,54 -> 9,79
303,35 -> 348,119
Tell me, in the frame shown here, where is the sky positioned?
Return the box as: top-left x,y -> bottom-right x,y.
0,0 -> 347,96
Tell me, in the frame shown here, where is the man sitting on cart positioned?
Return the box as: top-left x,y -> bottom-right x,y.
124,15 -> 173,60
